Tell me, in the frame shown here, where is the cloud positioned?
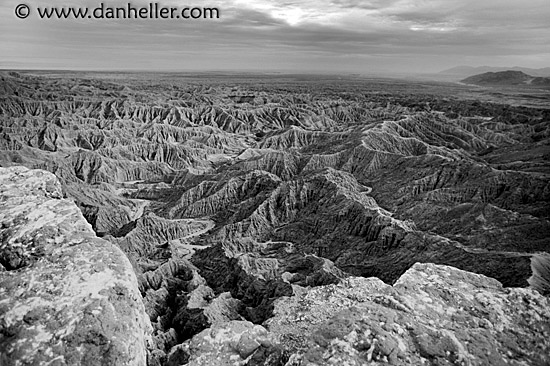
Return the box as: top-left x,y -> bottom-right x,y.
0,0 -> 548,72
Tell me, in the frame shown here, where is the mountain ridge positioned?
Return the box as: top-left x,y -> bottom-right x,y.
460,70 -> 550,88
440,65 -> 550,77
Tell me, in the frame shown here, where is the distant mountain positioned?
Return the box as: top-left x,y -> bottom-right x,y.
460,70 -> 550,88
439,66 -> 550,78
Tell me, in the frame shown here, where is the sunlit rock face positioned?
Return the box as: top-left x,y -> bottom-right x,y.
1,71 -> 549,365
265,263 -> 550,366
0,166 -> 152,366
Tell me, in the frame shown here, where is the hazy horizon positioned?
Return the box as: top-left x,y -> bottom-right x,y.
1,0 -> 549,73
2,65 -> 550,75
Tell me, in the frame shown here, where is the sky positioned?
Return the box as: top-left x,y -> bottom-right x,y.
1,0 -> 549,73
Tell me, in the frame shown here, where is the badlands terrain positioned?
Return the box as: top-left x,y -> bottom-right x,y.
0,71 -> 549,365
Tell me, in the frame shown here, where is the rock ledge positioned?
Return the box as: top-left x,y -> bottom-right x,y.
0,166 -> 152,366
264,262 -> 550,366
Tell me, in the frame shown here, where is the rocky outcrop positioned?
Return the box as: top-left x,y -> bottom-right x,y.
0,166 -> 152,365
185,320 -> 286,366
138,257 -> 245,362
265,263 -> 550,365
192,240 -> 346,323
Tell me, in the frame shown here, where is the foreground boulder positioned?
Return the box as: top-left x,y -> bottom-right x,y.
265,262 -> 550,366
0,166 -> 152,365
185,320 -> 286,366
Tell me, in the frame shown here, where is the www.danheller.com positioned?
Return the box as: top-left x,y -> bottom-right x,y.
14,2 -> 220,20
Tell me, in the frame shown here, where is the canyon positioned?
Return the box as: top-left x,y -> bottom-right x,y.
1,71 -> 549,365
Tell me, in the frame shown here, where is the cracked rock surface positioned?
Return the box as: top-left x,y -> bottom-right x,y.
265,263 -> 550,366
0,166 -> 152,366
